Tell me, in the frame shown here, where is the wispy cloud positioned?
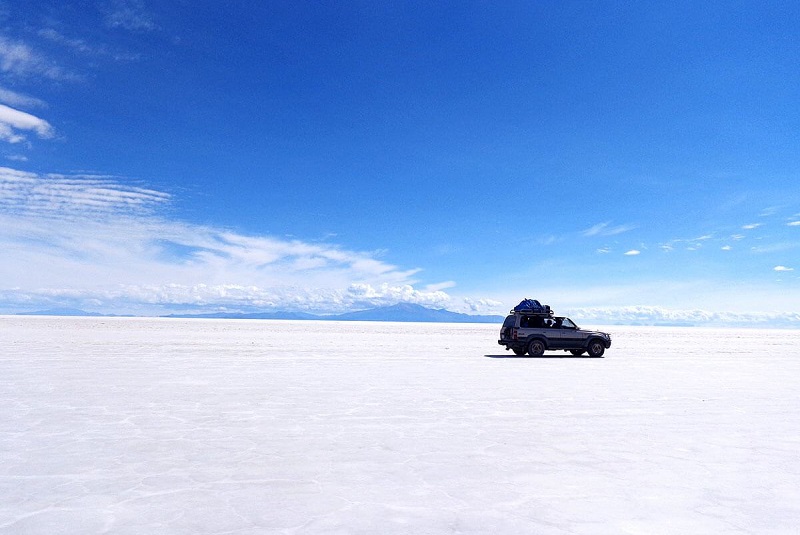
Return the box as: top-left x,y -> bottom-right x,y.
750,243 -> 800,254
461,297 -> 504,314
37,27 -> 141,62
0,167 -> 166,215
774,265 -> 794,272
101,0 -> 158,31
0,104 -> 55,144
582,221 -> 636,237
742,223 -> 763,230
624,249 -> 640,256
0,167 -> 447,314
424,281 -> 457,292
0,36 -> 78,81
0,87 -> 47,109
567,305 -> 800,328
37,29 -> 96,55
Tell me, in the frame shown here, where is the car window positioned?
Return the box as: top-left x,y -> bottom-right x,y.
521,315 -> 545,328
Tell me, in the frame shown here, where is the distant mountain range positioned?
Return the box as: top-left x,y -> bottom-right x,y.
18,307 -> 105,317
16,307 -> 134,317
17,303 -> 504,324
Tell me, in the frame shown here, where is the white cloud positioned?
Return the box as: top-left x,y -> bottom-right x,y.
751,243 -> 800,254
0,167 -> 167,214
0,36 -> 76,81
624,249 -> 640,256
424,281 -> 457,292
345,283 -> 450,310
582,221 -> 636,237
774,266 -> 794,272
462,297 -> 504,314
0,104 -> 54,143
102,0 -> 157,31
760,206 -> 779,217
721,245 -> 732,251
742,223 -> 762,230
495,277 -> 800,319
36,27 -> 141,62
788,221 -> 800,227
0,86 -> 47,109
37,29 -> 94,55
566,305 -> 800,328
0,167 -> 447,314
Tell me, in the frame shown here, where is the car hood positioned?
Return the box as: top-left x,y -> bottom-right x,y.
580,329 -> 611,338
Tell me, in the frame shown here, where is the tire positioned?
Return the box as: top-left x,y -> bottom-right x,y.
512,348 -> 526,356
570,349 -> 585,356
587,339 -> 605,358
527,339 -> 545,357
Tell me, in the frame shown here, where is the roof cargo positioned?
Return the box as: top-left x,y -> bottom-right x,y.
512,298 -> 552,315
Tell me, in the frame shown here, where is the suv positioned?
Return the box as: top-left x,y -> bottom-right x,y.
498,312 -> 611,357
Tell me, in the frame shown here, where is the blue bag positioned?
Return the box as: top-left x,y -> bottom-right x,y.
514,298 -> 545,313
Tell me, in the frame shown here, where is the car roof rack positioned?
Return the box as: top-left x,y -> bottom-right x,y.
510,309 -> 554,316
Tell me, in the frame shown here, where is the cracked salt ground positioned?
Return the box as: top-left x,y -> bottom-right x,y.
1,317 -> 799,534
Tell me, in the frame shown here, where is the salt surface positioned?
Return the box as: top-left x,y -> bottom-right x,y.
1,316 -> 799,534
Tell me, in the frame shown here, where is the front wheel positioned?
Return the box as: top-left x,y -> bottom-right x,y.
587,339 -> 605,358
527,339 -> 545,357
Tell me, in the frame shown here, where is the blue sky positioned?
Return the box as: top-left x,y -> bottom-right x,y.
1,1 -> 799,320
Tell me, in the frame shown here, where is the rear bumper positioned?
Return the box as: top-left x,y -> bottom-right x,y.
498,339 -> 524,350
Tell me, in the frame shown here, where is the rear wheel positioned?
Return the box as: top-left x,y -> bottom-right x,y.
570,349 -> 585,356
527,339 -> 545,357
587,339 -> 605,357
512,348 -> 526,356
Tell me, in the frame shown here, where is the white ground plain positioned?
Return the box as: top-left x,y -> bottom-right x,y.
1,316 -> 799,534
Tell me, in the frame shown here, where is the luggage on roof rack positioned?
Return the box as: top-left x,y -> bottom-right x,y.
512,298 -> 552,315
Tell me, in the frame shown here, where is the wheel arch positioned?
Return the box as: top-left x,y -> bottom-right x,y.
586,337 -> 607,357
525,335 -> 549,349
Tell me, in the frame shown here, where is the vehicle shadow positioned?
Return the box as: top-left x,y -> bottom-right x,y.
484,354 -> 604,359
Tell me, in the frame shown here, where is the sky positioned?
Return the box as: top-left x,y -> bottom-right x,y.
1,1 -> 799,320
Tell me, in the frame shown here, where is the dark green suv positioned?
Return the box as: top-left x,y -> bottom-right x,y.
498,312 -> 611,357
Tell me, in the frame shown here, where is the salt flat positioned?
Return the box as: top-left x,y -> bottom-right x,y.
1,316 -> 799,534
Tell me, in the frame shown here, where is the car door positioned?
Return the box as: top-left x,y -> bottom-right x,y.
540,317 -> 564,348
520,315 -> 560,348
558,318 -> 585,348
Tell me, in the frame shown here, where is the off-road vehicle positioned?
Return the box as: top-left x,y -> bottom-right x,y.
498,311 -> 611,357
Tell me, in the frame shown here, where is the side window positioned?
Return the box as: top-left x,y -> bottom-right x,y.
521,316 -> 543,328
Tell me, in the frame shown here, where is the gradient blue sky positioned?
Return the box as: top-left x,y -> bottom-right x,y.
1,1 -> 799,319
